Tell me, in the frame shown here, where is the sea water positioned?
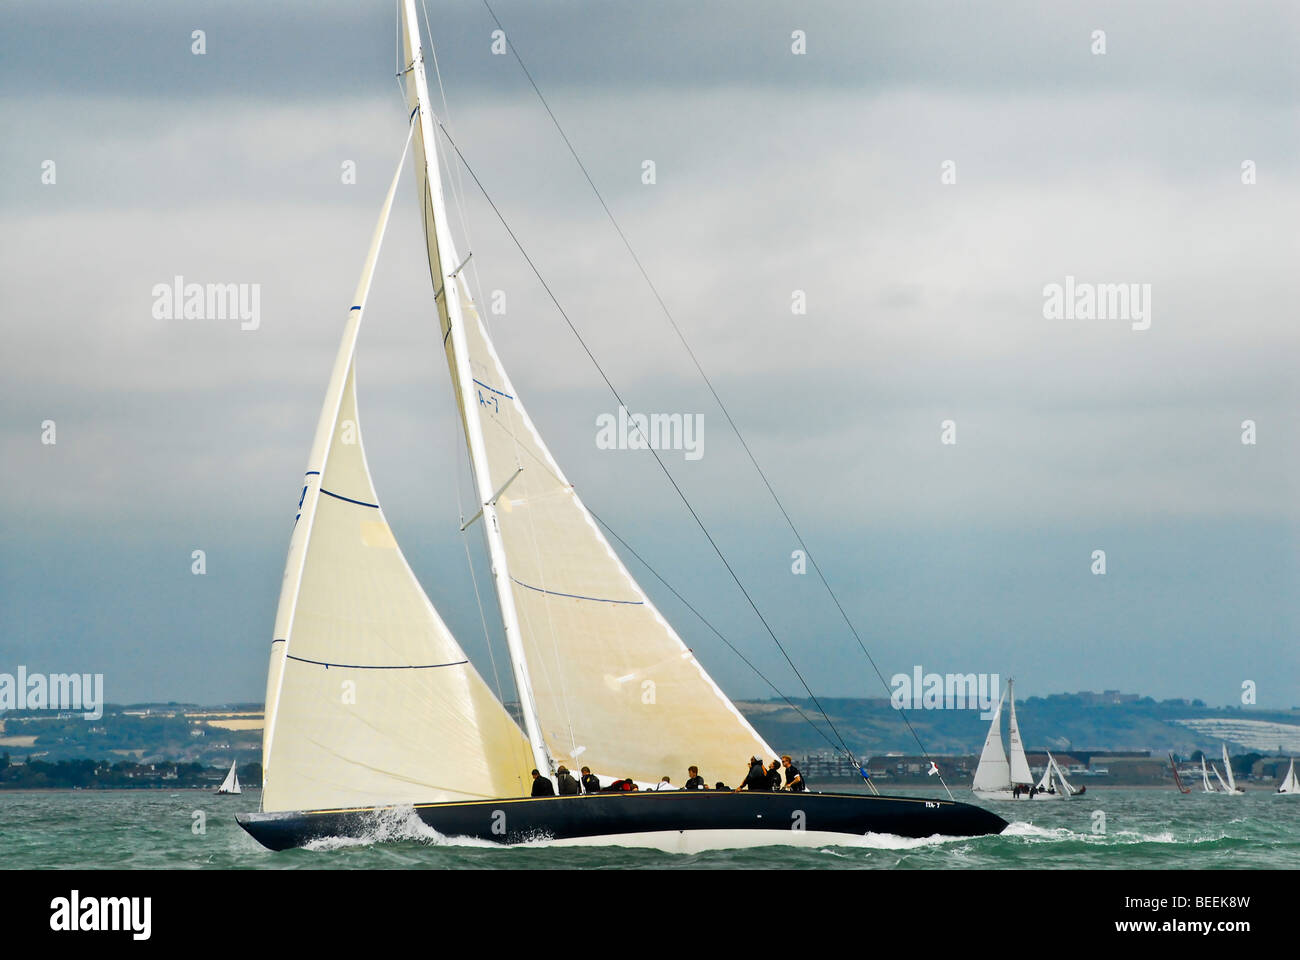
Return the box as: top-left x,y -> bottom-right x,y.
1,786 -> 1294,870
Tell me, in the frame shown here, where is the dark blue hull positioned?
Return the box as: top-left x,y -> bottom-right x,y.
237,789 -> 1007,852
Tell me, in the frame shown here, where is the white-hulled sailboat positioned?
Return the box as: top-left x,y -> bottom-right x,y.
1276,759 -> 1299,795
971,679 -> 1062,800
1200,754 -> 1218,793
1216,743 -> 1245,795
236,1 -> 1005,852
217,760 -> 241,795
1033,751 -> 1081,799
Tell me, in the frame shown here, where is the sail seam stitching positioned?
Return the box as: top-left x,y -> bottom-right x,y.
285,655 -> 469,670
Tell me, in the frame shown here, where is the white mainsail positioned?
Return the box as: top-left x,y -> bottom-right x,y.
218,760 -> 241,795
972,686 -> 1011,793
258,123 -> 533,814
1200,756 -> 1216,793
1278,758 -> 1299,794
400,2 -> 773,784
1006,679 -> 1033,785
1221,743 -> 1241,793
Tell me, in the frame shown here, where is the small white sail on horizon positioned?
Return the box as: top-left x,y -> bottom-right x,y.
1277,758 -> 1299,795
1035,756 -> 1053,793
1054,760 -> 1077,797
217,760 -> 241,795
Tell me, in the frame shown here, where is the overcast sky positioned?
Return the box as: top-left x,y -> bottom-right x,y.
2,1 -> 1298,712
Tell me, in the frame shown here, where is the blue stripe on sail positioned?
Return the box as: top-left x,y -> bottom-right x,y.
510,576 -> 643,605
319,488 -> 380,509
286,655 -> 468,670
305,471 -> 321,477
473,379 -> 514,400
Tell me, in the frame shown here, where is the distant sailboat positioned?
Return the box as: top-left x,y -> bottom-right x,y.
217,760 -> 241,795
972,679 -> 1065,800
1218,743 -> 1245,795
1276,758 -> 1299,795
1168,753 -> 1191,794
1200,755 -> 1218,793
1033,751 -> 1082,799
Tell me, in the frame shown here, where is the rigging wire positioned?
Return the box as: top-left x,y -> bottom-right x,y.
433,117 -> 858,765
476,0 -> 951,798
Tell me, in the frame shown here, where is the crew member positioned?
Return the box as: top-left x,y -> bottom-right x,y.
781,755 -> 806,792
767,758 -> 783,791
684,766 -> 706,790
734,756 -> 769,792
530,769 -> 555,797
580,766 -> 601,795
556,765 -> 580,795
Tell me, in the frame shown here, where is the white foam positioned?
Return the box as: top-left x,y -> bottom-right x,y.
301,805 -> 498,851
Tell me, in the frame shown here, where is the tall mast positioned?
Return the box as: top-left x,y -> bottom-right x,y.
400,0 -> 554,777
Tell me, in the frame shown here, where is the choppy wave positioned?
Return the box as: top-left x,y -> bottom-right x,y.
3,788 -> 1296,869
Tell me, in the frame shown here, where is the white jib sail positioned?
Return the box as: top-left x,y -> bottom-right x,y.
1212,764 -> 1232,794
1201,756 -> 1215,792
972,686 -> 1011,792
1035,753 -> 1054,792
401,3 -> 775,785
258,123 -> 533,814
1006,679 -> 1033,785
219,760 -> 240,794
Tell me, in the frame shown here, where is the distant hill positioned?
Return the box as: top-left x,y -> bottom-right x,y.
735,694 -> 1300,758
2,694 -> 1298,765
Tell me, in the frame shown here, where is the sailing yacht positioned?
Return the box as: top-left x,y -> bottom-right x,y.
971,679 -> 1071,800
236,1 -> 1005,852
1168,753 -> 1191,793
1216,743 -> 1245,795
1276,758 -> 1299,795
1199,754 -> 1219,793
1034,751 -> 1082,799
216,760 -> 241,795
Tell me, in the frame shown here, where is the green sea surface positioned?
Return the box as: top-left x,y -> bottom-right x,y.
1,785 -> 1294,870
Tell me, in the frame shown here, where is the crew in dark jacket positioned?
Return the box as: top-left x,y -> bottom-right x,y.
556,765 -> 580,795
734,757 -> 769,792
580,766 -> 601,795
767,759 -> 783,791
530,768 -> 555,797
684,765 -> 706,790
